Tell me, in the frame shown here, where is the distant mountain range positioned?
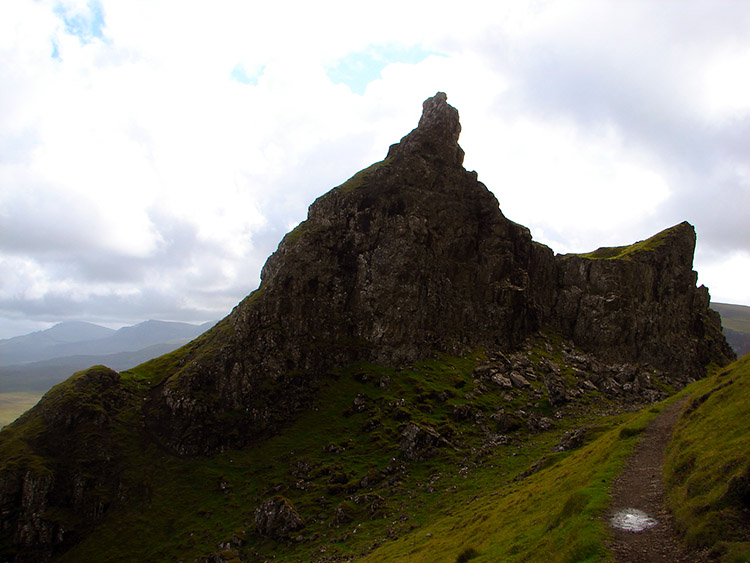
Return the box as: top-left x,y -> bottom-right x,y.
0,320 -> 215,392
712,302 -> 750,357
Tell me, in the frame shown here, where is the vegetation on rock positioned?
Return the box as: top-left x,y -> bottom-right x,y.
0,93 -> 737,562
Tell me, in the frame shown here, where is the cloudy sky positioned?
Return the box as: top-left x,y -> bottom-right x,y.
1,0 -> 749,338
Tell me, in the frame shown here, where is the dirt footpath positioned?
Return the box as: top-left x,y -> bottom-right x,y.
606,397 -> 715,563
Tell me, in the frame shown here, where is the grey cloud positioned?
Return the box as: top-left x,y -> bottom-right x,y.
0,283 -> 230,329
0,184 -> 106,255
478,3 -> 750,259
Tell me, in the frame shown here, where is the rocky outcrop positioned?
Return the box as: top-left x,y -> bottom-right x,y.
144,92 -> 555,456
551,223 -> 735,383
141,92 -> 732,456
0,93 -> 735,560
0,366 -> 132,561
254,496 -> 304,539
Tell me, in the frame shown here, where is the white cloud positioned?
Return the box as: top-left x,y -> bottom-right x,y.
697,251 -> 750,306
0,0 -> 749,339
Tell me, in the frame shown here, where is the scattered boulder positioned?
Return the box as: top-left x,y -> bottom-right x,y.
491,374 -> 513,389
543,375 -> 568,407
473,364 -> 493,378
352,394 -> 368,413
581,379 -> 598,391
601,378 -> 622,396
556,428 -> 587,452
399,422 -> 452,461
509,372 -> 532,389
527,414 -> 553,433
254,496 -> 305,539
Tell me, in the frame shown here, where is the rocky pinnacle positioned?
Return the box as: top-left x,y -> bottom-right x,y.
388,92 -> 465,166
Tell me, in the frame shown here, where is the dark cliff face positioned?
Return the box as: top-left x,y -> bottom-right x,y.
0,366 -> 132,560
146,93 -> 558,455
145,92 -> 733,456
552,222 -> 734,381
0,93 -> 735,560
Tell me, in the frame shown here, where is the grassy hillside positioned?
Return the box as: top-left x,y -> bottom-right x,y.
665,355 -> 750,562
2,334 -> 683,563
359,403 -> 668,563
712,302 -> 750,358
4,332 -> 745,562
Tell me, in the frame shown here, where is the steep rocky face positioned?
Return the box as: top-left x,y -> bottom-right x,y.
0,366 -> 132,561
146,93 -> 554,455
143,92 -> 732,456
551,222 -> 734,382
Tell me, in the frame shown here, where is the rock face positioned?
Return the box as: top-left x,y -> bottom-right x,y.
0,93 -> 735,560
551,224 -> 733,382
254,496 -> 304,539
143,92 -> 732,456
0,366 -> 130,561
145,92 -> 555,456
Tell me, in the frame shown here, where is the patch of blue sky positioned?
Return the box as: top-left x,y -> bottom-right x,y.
53,0 -> 106,45
327,44 -> 443,95
230,63 -> 265,85
51,40 -> 61,61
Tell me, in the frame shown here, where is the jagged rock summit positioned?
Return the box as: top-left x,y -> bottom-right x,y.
148,92 -> 557,454
0,93 -> 734,561
389,91 -> 465,166
146,92 -> 731,455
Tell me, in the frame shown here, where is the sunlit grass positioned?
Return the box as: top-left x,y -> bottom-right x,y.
0,392 -> 43,428
360,399 -> 672,563
665,356 -> 750,561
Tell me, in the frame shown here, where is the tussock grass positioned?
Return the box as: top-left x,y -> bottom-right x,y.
665,356 -> 750,561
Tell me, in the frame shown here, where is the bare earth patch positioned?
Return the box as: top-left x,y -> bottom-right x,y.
606,397 -> 716,562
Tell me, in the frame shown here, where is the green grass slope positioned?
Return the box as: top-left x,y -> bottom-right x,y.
565,223 -> 678,261
40,339 -> 680,562
359,402 -> 672,563
665,355 -> 750,562
4,332 -> 741,562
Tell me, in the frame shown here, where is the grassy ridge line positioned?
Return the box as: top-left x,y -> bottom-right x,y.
361,397 -> 684,563
564,223 -> 675,261
665,355 -> 750,562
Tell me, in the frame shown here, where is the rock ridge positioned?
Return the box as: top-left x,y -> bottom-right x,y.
0,92 -> 735,560
145,93 -> 733,454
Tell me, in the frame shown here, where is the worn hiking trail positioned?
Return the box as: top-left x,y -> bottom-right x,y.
606,397 -> 715,562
